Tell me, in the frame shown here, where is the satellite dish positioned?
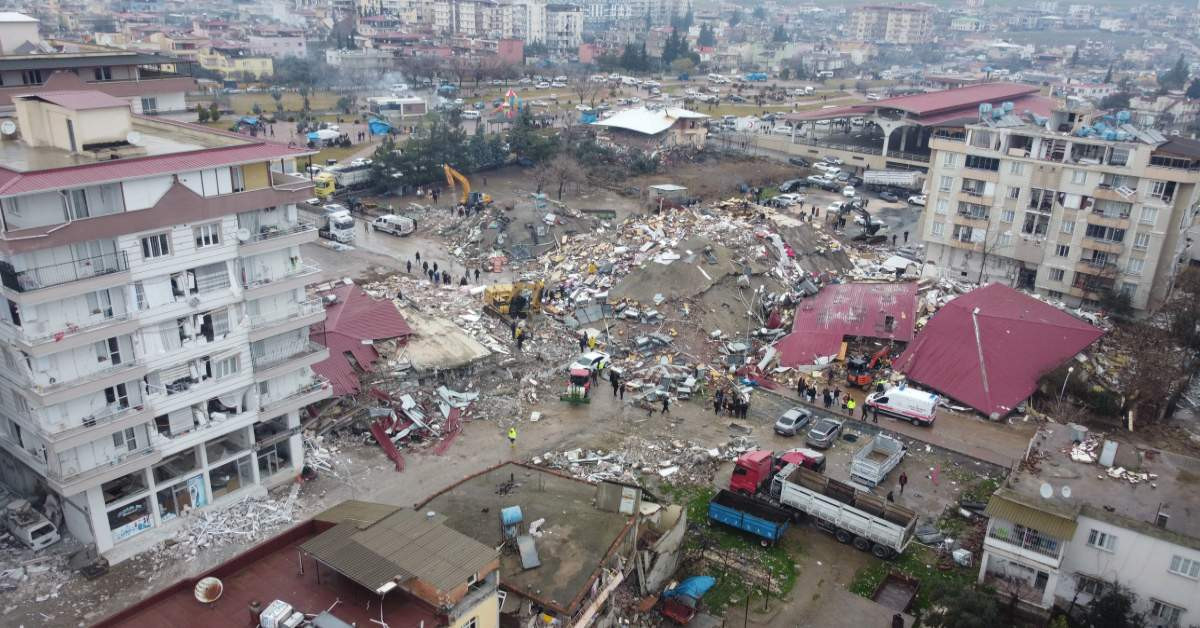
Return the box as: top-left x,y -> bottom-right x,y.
236,228 -> 251,242
187,296 -> 201,308
194,577 -> 223,604
125,131 -> 143,145
0,120 -> 16,136
1039,482 -> 1053,499
1061,486 -> 1072,499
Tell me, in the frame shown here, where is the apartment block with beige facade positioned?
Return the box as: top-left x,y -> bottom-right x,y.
919,105 -> 1200,313
848,4 -> 934,45
0,87 -> 331,560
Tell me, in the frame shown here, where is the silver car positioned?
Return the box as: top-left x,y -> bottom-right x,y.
805,418 -> 844,449
774,407 -> 812,436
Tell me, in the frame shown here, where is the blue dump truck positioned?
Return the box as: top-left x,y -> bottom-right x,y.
708,489 -> 792,546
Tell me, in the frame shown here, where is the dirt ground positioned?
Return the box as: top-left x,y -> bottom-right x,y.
629,154 -> 797,201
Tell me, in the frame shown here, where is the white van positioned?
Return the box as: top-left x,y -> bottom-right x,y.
371,214 -> 416,236
866,385 -> 939,426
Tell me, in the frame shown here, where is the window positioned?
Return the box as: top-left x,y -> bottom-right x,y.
1085,223 -> 1126,243
1168,555 -> 1200,579
63,189 -> 90,219
463,618 -> 477,628
998,233 -> 1011,246
1150,600 -> 1185,626
194,223 -> 221,248
112,427 -> 139,453
1126,259 -> 1144,276
1094,199 -> 1132,218
1070,169 -> 1087,185
93,67 -> 112,81
1086,529 -> 1117,552
86,289 -> 115,318
931,222 -> 945,237
1048,290 -> 1063,298
134,282 -> 148,311
22,69 -> 43,85
95,337 -> 122,365
141,233 -> 170,259
958,201 -> 988,219
964,154 -> 1000,171
935,199 -> 949,215
1140,207 -> 1159,225
1108,147 -> 1129,166
1061,220 -> 1075,235
214,355 -> 239,379
1049,268 -> 1065,282
1055,244 -> 1070,257
1009,161 -> 1025,175
1075,574 -> 1108,595
943,152 -> 957,167
1029,188 -> 1055,211
231,167 -> 245,193
104,383 -> 130,410
1120,282 -> 1137,297
999,209 -> 1015,223
939,175 -> 953,192
1007,186 -> 1020,200
1134,232 -> 1150,249
1022,212 -> 1050,236
1149,180 -> 1176,202
140,97 -> 158,113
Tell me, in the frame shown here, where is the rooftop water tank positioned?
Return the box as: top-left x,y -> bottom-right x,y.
1116,110 -> 1131,123
979,103 -> 993,117
1103,130 -> 1118,141
501,506 -> 523,527
1002,101 -> 1014,112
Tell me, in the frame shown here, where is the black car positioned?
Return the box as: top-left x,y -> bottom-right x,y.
878,190 -> 900,202
788,157 -> 811,167
779,179 -> 807,193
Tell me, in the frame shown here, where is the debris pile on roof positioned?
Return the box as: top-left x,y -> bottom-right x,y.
150,485 -> 302,562
532,434 -> 759,484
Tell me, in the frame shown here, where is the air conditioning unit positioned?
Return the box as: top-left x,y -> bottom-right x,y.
188,296 -> 201,308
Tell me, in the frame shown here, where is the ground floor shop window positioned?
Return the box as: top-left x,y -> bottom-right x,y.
257,440 -> 292,478
108,497 -> 152,542
157,475 -> 207,522
210,455 -> 253,499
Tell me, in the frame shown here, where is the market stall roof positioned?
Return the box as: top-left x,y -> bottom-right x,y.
781,82 -> 1051,124
892,283 -> 1103,417
311,283 -> 412,396
591,106 -> 708,136
776,282 -> 917,367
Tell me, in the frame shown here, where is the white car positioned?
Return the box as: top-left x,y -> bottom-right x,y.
461,110 -> 481,120
551,81 -> 566,88
842,186 -> 856,197
575,104 -> 591,111
518,77 -> 532,85
908,195 -> 927,207
570,351 -> 611,373
629,96 -> 641,103
554,75 -> 568,82
814,163 -> 840,174
305,197 -> 322,206
773,193 -> 805,206
828,201 -> 846,213
772,126 -> 794,135
536,81 -> 551,89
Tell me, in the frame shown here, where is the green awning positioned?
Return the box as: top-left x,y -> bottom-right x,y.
984,492 -> 1078,540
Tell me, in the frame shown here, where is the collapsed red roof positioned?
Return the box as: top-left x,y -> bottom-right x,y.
311,283 -> 412,396
776,282 -> 917,367
892,284 -> 1104,417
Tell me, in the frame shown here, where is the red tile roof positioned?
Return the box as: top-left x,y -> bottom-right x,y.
892,284 -> 1103,417
776,282 -> 917,367
783,82 -> 1048,124
17,89 -> 130,110
311,284 -> 412,396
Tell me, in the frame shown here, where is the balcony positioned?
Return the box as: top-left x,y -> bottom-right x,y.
946,237 -> 984,252
2,313 -> 140,358
259,378 -> 333,415
28,358 -> 147,407
270,171 -> 315,192
986,522 -> 1063,562
241,263 -> 321,299
238,221 -> 318,256
247,299 -> 326,342
48,446 -> 162,495
252,342 -> 330,382
1070,275 -> 1115,299
955,211 -> 991,228
41,404 -> 154,453
1082,236 -> 1125,254
1088,212 -> 1130,230
932,130 -> 966,143
1075,257 -> 1118,275
0,252 -> 130,306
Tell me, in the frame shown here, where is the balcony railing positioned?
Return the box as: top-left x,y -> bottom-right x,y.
932,130 -> 966,142
259,378 -> 328,411
242,263 -> 320,291
269,171 -> 315,192
957,211 -> 990,221
247,299 -> 324,330
1078,257 -> 1117,272
51,446 -> 156,484
42,403 -> 147,443
0,251 -> 129,293
987,522 -> 1062,560
251,341 -> 324,370
33,356 -> 141,396
10,311 -> 133,347
241,221 -> 316,245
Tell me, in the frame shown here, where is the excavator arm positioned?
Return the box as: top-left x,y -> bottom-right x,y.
442,164 -> 470,204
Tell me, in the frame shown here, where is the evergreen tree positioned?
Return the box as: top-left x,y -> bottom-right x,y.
662,31 -> 680,64
1160,54 -> 1189,91
1187,77 -> 1200,99
1103,64 -> 1113,84
683,7 -> 693,28
773,26 -> 788,43
697,24 -> 716,47
729,10 -> 741,27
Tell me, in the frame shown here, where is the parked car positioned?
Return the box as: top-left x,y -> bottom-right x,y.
807,175 -> 833,186
823,156 -> 844,165
806,418 -> 844,449
778,179 -> 807,193
305,197 -> 322,206
878,190 -> 900,203
536,81 -> 551,88
772,193 -> 805,207
908,194 -> 927,206
772,126 -> 794,135
836,171 -> 852,182
788,157 -> 810,167
842,186 -> 857,198
827,201 -> 847,213
775,407 -> 813,436
461,110 -> 481,120
570,351 -> 610,374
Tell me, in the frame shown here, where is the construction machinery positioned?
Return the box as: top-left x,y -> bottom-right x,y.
846,346 -> 890,388
313,171 -> 336,200
482,280 -> 544,320
443,164 -> 492,210
840,201 -> 890,244
560,366 -> 592,404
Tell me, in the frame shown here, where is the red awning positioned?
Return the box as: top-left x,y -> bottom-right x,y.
311,284 -> 412,397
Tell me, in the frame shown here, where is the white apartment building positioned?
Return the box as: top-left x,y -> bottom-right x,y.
432,0 -> 545,42
0,88 -> 331,560
920,105 -> 1200,313
848,4 -> 934,45
545,3 -> 582,53
980,428 -> 1200,625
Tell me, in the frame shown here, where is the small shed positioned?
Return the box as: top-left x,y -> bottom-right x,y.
648,184 -> 688,207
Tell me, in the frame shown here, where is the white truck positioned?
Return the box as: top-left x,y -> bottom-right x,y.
319,204 -> 356,243
849,434 -> 906,488
866,385 -> 939,426
371,214 -> 415,236
328,160 -> 374,191
770,465 -> 916,558
863,170 -> 924,191
3,498 -> 60,550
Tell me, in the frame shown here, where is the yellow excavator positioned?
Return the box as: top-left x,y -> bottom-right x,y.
483,280 -> 544,319
442,164 -> 493,210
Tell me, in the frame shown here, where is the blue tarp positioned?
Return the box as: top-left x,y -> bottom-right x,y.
239,116 -> 259,126
368,118 -> 392,135
662,576 -> 716,601
306,131 -> 320,141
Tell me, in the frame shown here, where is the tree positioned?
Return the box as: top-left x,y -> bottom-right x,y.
729,10 -> 742,27
924,582 -> 1000,628
752,6 -> 766,20
547,154 -> 586,200
1103,64 -> 1114,84
251,103 -> 263,116
507,108 -> 559,163
208,102 -> 221,123
1165,266 -> 1200,351
1187,77 -> 1200,99
1100,92 -> 1132,110
662,30 -> 681,64
773,25 -> 788,43
1159,54 -> 1189,92
779,67 -> 791,81
1084,585 -> 1144,628
1099,288 -> 1133,320
697,24 -> 716,47
670,57 -> 695,74
271,89 -> 284,114
1069,45 -> 1080,67
336,95 -> 354,114
570,74 -> 603,106
197,104 -> 210,123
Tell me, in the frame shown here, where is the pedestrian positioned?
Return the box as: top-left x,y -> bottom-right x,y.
474,268 -> 480,282
872,404 -> 878,424
661,395 -> 670,414
899,471 -> 908,494
590,367 -> 599,385
903,230 -> 909,243
508,426 -> 517,447
891,234 -> 897,246
587,335 -> 597,350
422,260 -> 428,273
406,259 -> 412,274
846,397 -> 856,416
460,276 -> 468,286
619,381 -> 626,400
483,175 -> 488,186
579,332 -> 587,352
433,189 -> 439,204
886,490 -> 895,503
611,370 -> 620,396
516,331 -> 525,351
433,262 -> 439,274
714,397 -> 723,415
823,390 -> 832,408
861,402 -> 869,420
796,378 -> 805,398
416,251 -> 422,263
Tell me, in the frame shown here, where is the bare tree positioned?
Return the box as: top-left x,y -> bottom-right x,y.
569,69 -> 603,106
547,154 -> 586,200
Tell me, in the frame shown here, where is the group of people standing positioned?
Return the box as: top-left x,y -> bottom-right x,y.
712,388 -> 750,419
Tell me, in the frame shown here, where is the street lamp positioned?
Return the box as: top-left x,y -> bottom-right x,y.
1058,366 -> 1074,401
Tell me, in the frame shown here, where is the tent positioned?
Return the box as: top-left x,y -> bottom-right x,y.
892,283 -> 1104,417
307,128 -> 341,142
367,118 -> 392,136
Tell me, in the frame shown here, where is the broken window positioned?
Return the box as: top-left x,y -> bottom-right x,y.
209,455 -> 253,499
1021,212 -> 1050,237
1028,188 -> 1055,212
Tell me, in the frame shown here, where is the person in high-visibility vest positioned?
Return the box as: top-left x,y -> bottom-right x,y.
507,426 -> 517,447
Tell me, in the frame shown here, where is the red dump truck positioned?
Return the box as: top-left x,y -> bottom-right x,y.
729,448 -> 826,495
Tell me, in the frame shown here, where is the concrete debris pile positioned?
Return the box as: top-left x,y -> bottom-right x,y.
152,485 -> 302,561
532,434 -> 759,484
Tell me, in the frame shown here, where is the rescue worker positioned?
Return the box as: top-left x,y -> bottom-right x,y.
507,426 -> 517,447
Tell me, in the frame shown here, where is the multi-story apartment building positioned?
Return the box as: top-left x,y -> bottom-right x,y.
246,27 -> 307,59
920,105 -> 1200,313
848,4 -> 934,45
0,88 -> 331,559
980,427 -> 1200,625
432,0 -> 545,43
545,3 -> 583,54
